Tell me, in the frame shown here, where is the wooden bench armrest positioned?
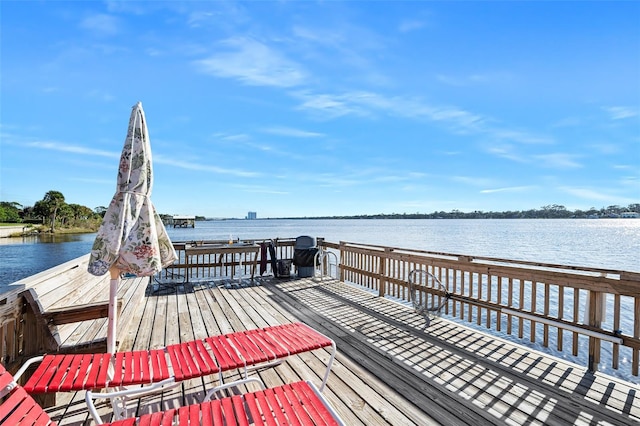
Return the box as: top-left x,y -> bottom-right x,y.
43,299 -> 123,325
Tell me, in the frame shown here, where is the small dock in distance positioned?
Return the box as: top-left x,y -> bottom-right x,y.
168,215 -> 195,228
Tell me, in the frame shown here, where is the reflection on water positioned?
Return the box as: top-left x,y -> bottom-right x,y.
0,233 -> 93,245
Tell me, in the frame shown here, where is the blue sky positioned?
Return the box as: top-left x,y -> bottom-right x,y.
1,1 -> 639,218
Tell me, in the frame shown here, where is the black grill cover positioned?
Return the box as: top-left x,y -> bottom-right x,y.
293,248 -> 319,267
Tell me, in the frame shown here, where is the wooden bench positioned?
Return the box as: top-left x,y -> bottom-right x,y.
0,255 -> 151,407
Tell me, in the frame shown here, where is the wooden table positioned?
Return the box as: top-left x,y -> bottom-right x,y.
184,243 -> 260,282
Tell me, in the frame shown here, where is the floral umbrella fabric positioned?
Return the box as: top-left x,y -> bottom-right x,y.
88,102 -> 177,278
87,102 -> 177,354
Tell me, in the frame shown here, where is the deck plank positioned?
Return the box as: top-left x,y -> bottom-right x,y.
208,281 -> 423,425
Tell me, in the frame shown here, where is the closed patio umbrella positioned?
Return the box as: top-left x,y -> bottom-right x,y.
88,102 -> 177,354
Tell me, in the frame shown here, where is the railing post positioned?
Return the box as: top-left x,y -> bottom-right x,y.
586,290 -> 604,372
339,241 -> 345,283
378,248 -> 390,297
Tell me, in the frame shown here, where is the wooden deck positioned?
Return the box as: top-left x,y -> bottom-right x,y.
39,275 -> 640,425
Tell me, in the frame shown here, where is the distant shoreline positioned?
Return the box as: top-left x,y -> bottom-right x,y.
0,225 -> 26,238
203,214 -> 640,221
0,224 -> 97,238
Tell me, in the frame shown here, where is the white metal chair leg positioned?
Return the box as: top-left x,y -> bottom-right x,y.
202,376 -> 265,402
86,377 -> 178,425
319,340 -> 337,391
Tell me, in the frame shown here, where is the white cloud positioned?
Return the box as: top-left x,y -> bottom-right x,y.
187,11 -> 218,28
293,90 -> 487,132
560,187 -> 617,202
534,153 -> 582,168
105,1 -> 149,14
451,175 -> 497,187
590,143 -> 620,155
261,126 -> 324,138
293,89 -> 560,155
603,106 -> 638,120
485,144 -> 527,163
79,14 -> 120,37
480,186 -> 534,194
23,140 -> 118,158
553,116 -> 582,128
489,129 -> 554,145
436,74 -> 467,87
153,154 -> 260,178
213,133 -> 251,142
195,37 -> 307,87
398,20 -> 425,33
425,106 -> 485,132
292,25 -> 346,48
86,89 -> 115,102
436,72 -> 514,87
8,138 -> 260,179
293,91 -> 372,119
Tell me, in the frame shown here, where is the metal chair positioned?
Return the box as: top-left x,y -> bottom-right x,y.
408,269 -> 451,328
314,247 -> 339,281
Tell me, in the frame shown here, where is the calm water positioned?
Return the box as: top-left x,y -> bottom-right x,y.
0,233 -> 98,286
1,218 -> 639,382
165,218 -> 639,272
1,218 -> 638,288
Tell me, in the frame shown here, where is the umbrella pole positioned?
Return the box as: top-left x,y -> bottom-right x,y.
107,267 -> 120,354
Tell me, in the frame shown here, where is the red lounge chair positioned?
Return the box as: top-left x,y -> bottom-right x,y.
0,363 -> 345,425
14,322 -> 336,423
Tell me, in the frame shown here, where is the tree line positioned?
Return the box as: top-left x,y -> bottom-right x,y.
0,190 -> 106,232
284,203 -> 640,220
2,192 -> 639,230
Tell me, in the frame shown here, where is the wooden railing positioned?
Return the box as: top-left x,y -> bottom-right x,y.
326,240 -> 640,378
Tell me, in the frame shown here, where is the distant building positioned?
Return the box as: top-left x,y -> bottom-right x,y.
246,211 -> 257,220
621,212 -> 639,218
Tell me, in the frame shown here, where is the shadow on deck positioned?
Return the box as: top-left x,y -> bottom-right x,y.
50,275 -> 640,426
